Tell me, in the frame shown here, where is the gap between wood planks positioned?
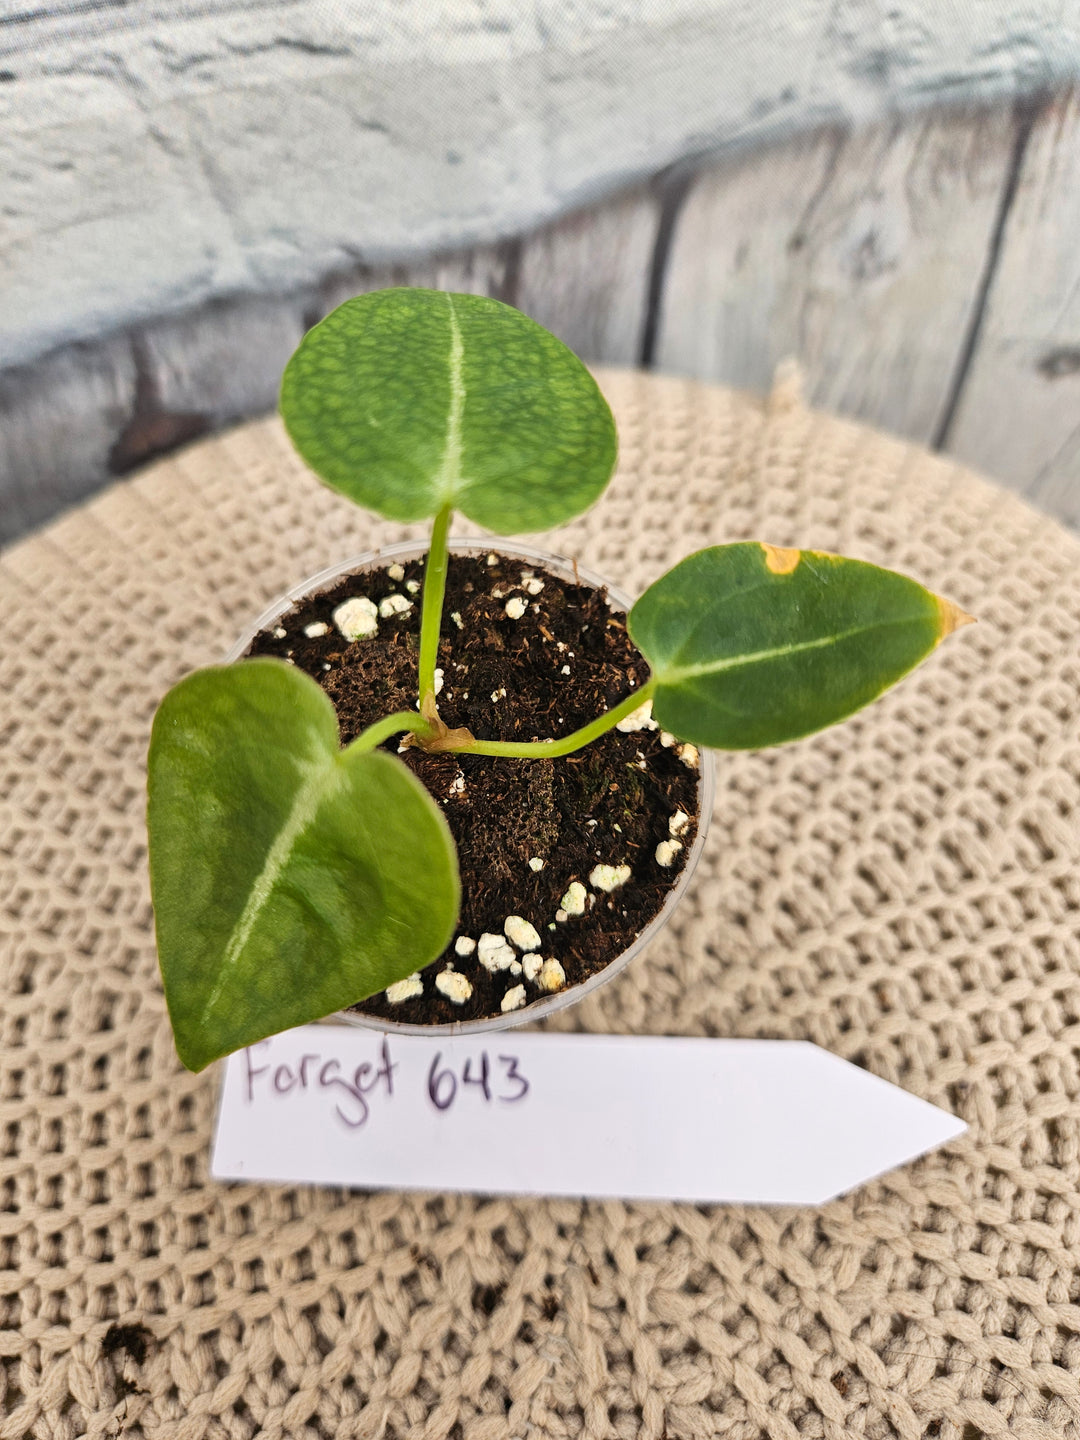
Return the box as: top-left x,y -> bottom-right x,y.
931,93 -> 1048,452
639,163 -> 698,370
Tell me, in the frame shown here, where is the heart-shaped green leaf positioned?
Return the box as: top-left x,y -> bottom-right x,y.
629,543 -> 971,749
148,659 -> 459,1071
279,288 -> 617,532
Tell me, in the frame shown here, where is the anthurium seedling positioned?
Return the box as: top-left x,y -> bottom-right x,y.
148,288 -> 972,1071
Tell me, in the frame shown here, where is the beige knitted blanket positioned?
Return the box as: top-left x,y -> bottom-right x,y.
1,368 -> 1077,1440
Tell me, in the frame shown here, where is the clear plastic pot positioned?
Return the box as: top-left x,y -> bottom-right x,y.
225,539 -> 716,1035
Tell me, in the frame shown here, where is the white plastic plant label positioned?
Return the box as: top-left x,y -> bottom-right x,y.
211,1026 -> 965,1205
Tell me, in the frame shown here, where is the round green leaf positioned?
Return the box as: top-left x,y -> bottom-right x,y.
279,288 -> 617,532
629,543 -> 970,750
148,659 -> 460,1071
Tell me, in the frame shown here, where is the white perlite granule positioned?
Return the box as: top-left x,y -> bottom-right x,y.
504,596 -> 527,619
387,563 -> 405,581
539,957 -> 566,993
477,933 -> 516,972
523,576 -> 545,595
273,626 -> 287,639
615,698 -> 658,733
669,809 -> 690,836
385,973 -> 423,1004
434,668 -> 444,695
379,593 -> 413,619
303,621 -> 329,638
678,743 -> 699,769
504,915 -> 541,952
528,857 -> 545,872
522,953 -> 543,982
451,611 -> 464,629
500,984 -> 526,1013
589,863 -> 631,893
454,935 -> 476,956
655,839 -> 682,867
405,579 -> 421,594
435,970 -> 472,1004
333,596 -> 378,640
560,882 -> 587,916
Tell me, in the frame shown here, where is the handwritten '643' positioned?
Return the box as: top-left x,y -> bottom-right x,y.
242,1039 -> 530,1129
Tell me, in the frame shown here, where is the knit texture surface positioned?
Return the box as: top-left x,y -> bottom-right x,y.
1,368 -> 1078,1440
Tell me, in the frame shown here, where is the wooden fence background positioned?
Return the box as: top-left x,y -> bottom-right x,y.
2,87 -> 1078,544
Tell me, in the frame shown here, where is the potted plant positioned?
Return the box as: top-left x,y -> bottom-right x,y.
147,288 -> 971,1072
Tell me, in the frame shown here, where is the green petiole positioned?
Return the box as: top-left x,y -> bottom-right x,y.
348,710 -> 436,755
440,678 -> 658,760
417,503 -> 453,718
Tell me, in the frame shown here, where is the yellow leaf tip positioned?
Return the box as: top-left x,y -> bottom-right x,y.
935,595 -> 975,639
760,543 -> 801,575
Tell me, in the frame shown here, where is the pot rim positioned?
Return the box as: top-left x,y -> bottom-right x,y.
225,538 -> 716,1036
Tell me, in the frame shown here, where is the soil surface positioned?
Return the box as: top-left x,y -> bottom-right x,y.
247,552 -> 701,1024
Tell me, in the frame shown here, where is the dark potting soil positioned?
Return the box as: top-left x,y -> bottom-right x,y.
247,552 -> 702,1024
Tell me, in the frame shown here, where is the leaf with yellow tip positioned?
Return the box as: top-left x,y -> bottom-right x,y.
628,543 -> 971,749
934,595 -> 976,639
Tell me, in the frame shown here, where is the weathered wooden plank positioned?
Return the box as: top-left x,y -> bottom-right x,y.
317,189 -> 661,366
113,294 -> 312,475
944,89 -> 1080,527
515,186 -> 660,364
0,336 -> 135,545
655,109 -> 1016,446
316,245 -> 520,316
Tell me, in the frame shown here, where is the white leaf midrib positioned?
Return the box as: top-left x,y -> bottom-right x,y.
658,618 -> 907,684
433,291 -> 466,504
199,752 -> 341,1025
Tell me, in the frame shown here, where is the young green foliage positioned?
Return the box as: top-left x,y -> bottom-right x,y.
148,660 -> 459,1072
147,286 -> 972,1073
628,543 -> 970,749
280,288 -> 617,533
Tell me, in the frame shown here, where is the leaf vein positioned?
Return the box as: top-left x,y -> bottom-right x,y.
660,615 -> 922,684
434,292 -> 466,503
199,757 -> 336,1026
